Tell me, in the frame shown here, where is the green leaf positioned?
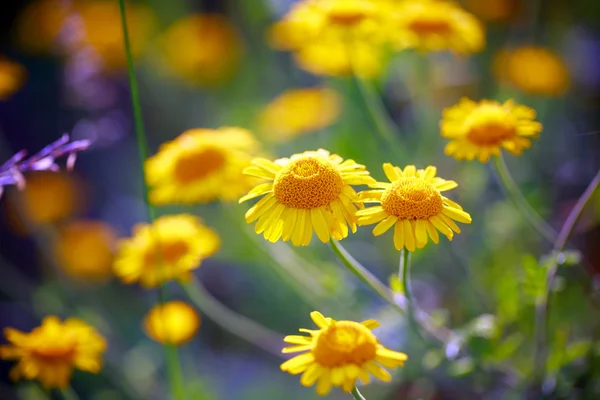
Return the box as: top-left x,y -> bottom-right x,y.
521,254 -> 547,303
448,358 -> 475,377
565,340 -> 592,363
492,333 -> 523,362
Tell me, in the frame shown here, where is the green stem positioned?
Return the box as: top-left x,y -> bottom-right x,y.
118,2 -> 184,399
59,387 -> 80,400
353,77 -> 406,160
399,249 -> 417,336
492,155 -> 557,243
533,169 -> 600,388
351,386 -> 367,400
182,276 -> 284,357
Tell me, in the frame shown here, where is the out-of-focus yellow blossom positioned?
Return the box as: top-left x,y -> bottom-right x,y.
440,98 -> 543,162
160,14 -> 243,86
113,215 -> 220,288
494,46 -> 569,96
390,0 -> 485,54
0,57 -> 26,100
280,311 -> 407,395
3,171 -> 83,232
268,0 -> 391,77
0,316 -> 106,389
240,149 -> 375,246
146,127 -> 261,205
259,87 -> 341,140
466,0 -> 520,22
15,0 -> 154,71
357,164 -> 471,251
54,220 -> 117,281
144,301 -> 200,345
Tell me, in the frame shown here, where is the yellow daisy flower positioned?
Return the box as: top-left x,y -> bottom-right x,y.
113,214 -> 220,288
440,98 -> 543,162
357,164 -> 471,251
239,149 -> 375,246
145,127 -> 260,205
144,301 -> 200,345
268,0 -> 390,77
0,316 -> 106,389
280,311 -> 407,395
390,0 -> 485,54
259,87 -> 341,140
494,46 -> 569,96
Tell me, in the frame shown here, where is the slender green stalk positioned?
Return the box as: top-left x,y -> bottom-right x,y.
351,386 -> 367,400
533,169 -> 600,387
182,276 -> 285,357
492,155 -> 557,243
399,249 -> 417,336
59,387 -> 80,400
118,2 -> 184,399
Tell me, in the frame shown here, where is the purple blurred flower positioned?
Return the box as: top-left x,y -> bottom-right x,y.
0,134 -> 90,200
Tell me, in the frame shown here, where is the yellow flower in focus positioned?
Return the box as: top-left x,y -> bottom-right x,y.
0,57 -> 26,100
440,98 -> 543,162
146,127 -> 260,205
160,14 -> 243,86
357,164 -> 471,251
0,316 -> 106,389
280,311 -> 407,395
268,0 -> 390,77
390,0 -> 485,54
259,87 -> 341,140
113,214 -> 220,288
494,46 -> 569,96
144,301 -> 200,345
54,220 -> 117,282
239,149 -> 375,246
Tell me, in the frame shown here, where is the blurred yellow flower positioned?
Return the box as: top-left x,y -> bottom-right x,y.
0,57 -> 26,100
113,214 -> 220,288
146,127 -> 260,205
494,46 -> 569,96
259,87 -> 341,140
440,98 -> 542,162
0,316 -> 106,389
160,14 -> 243,86
465,0 -> 520,22
240,149 -> 375,245
54,220 -> 117,282
280,311 -> 407,395
269,0 -> 390,77
15,0 -> 153,71
357,164 -> 471,251
144,301 -> 200,345
390,0 -> 485,54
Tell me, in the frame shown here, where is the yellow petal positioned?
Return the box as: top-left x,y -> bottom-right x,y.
415,219 -> 428,245
331,367 -> 345,385
316,371 -> 332,395
373,215 -> 398,236
360,320 -> 380,330
430,215 -> 453,239
311,208 -> 330,243
426,221 -> 440,244
280,353 -> 315,373
239,183 -> 273,203
393,221 -> 404,250
300,364 -> 323,387
383,163 -> 401,182
310,311 -> 330,328
283,335 -> 312,345
376,347 -> 408,362
364,361 -> 391,382
442,206 -> 472,224
403,219 -> 415,252
291,210 -> 306,246
243,165 -> 275,180
435,180 -> 458,192
282,344 -> 312,354
402,165 -> 416,177
244,194 -> 276,223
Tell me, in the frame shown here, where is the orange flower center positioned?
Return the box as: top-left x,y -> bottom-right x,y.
466,122 -> 515,147
408,18 -> 452,35
381,178 -> 443,220
273,157 -> 344,209
31,338 -> 76,361
326,2 -> 373,25
145,240 -> 190,267
313,321 -> 377,367
173,147 -> 226,184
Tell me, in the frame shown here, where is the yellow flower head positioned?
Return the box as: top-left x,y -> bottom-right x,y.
146,127 -> 260,205
281,311 -> 407,395
144,301 -> 200,345
440,98 -> 543,162
240,149 -> 375,246
494,46 -> 569,96
0,316 -> 106,389
0,57 -> 26,100
259,87 -> 341,140
390,0 -> 485,54
269,0 -> 389,77
160,14 -> 243,86
357,164 -> 471,251
54,220 -> 117,282
113,214 -> 220,288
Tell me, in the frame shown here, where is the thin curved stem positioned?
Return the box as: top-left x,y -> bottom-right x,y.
533,169 -> 600,388
492,155 -> 557,243
399,249 -> 420,339
182,276 -> 285,358
351,386 -> 367,400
